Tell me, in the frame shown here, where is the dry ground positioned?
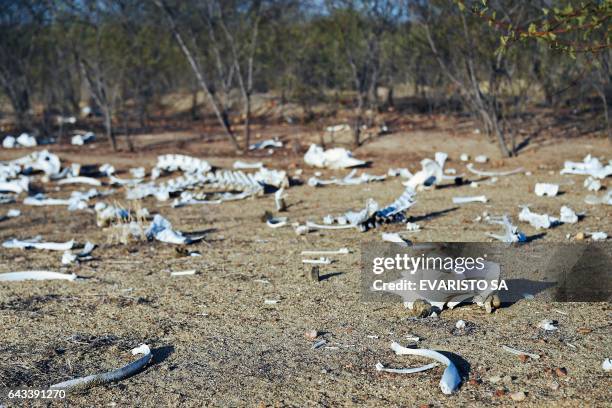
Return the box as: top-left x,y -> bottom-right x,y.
0,123 -> 611,407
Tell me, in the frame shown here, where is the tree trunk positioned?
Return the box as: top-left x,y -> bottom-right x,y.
103,107 -> 117,151
243,93 -> 251,151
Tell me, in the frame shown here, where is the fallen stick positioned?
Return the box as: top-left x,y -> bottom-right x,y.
50,344 -> 152,390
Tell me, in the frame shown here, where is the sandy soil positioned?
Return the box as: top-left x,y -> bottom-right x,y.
0,124 -> 611,407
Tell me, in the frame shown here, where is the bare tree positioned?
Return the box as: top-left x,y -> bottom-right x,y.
154,0 -> 239,149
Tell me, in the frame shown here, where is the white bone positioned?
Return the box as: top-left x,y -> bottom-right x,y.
459,153 -> 469,161
391,342 -> 461,394
24,194 -> 71,206
171,270 -> 196,276
387,168 -> 413,178
590,231 -> 608,241
537,319 -> 558,331
559,206 -> 578,223
304,144 -> 366,169
603,358 -> 612,371
2,135 -> 16,148
145,214 -> 205,245
474,155 -> 488,163
0,271 -> 77,281
3,237 -> 74,251
585,191 -> 612,205
305,221 -> 355,230
275,188 -> 287,211
381,232 -> 410,247
301,248 -> 350,255
502,345 -> 540,359
233,160 -> 263,169
486,215 -> 526,242
584,177 -> 602,191
266,217 -> 288,228
302,257 -> 331,265
466,163 -> 524,177
375,361 -> 438,374
406,222 -> 420,231
58,176 -> 102,187
249,139 -> 283,150
16,132 -> 37,147
560,154 -> 612,179
452,195 -> 487,204
518,206 -> 554,229
534,183 -> 559,197
50,344 -> 151,390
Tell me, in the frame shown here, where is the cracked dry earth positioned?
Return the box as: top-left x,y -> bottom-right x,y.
0,129 -> 611,407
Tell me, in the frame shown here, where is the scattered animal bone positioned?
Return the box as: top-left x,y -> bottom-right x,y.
2,236 -> 75,251
303,144 -> 366,169
559,206 -> 578,224
381,232 -> 410,247
300,248 -> 350,256
71,132 -> 95,146
603,359 -> 612,372
501,345 -> 540,360
305,221 -> 354,230
275,188 -> 287,211
50,344 -> 152,390
302,257 -> 332,265
390,342 -> 462,395
585,190 -> 612,205
9,150 -> 61,176
584,177 -> 602,191
387,168 -> 413,178
534,183 -> 559,197
538,319 -> 558,331
560,154 -> 612,179
0,208 -> 20,222
308,169 -> 386,187
465,163 -> 524,178
16,132 -> 37,147
486,215 -> 526,242
460,153 -> 469,162
295,224 -> 314,235
264,299 -> 280,305
0,193 -> 16,204
108,174 -> 143,186
233,160 -> 264,169
455,320 -> 466,330
171,270 -> 196,276
325,124 -> 350,133
249,138 -> 283,150
406,222 -> 420,231
99,163 -> 115,176
62,242 -> 95,265
0,177 -> 29,194
266,216 -> 288,228
130,167 -> 145,178
452,195 -> 487,204
474,155 -> 488,163
375,361 -> 438,375
2,135 -> 16,148
518,206 -> 555,229
155,154 -> 212,174
590,231 -> 608,241
58,176 -> 102,187
0,271 -> 77,282
312,339 -> 327,349
145,214 -> 205,245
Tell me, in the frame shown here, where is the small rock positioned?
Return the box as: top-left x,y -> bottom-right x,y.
304,330 -> 318,340
555,367 -> 568,377
455,320 -> 466,329
577,327 -> 592,334
575,232 -> 585,241
468,378 -> 480,386
487,375 -> 502,384
502,375 -> 513,384
495,388 -> 506,397
510,391 -> 526,401
548,381 -> 560,391
518,354 -> 529,363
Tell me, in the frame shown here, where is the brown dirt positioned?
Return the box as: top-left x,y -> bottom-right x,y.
0,122 -> 611,407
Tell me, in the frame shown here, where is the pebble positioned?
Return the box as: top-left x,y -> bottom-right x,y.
510,391 -> 526,401
455,320 -> 466,329
495,388 -> 506,397
518,354 -> 529,363
304,330 -> 318,340
488,375 -> 502,384
548,381 -> 560,391
555,367 -> 568,377
575,232 -> 585,241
